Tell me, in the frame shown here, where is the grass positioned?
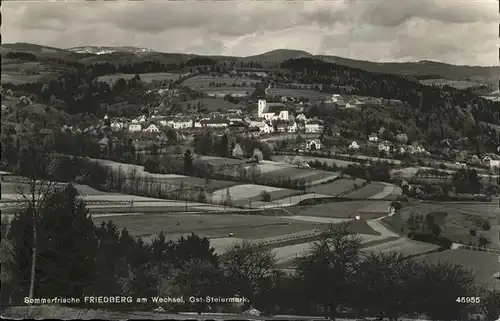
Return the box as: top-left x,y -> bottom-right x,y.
95,72 -> 181,84
308,178 -> 366,196
1,181 -> 109,196
179,98 -> 244,112
92,213 -> 321,240
244,189 -> 305,203
181,74 -> 260,89
390,201 -> 498,248
344,183 -> 386,199
266,88 -> 329,99
211,184 -> 297,202
286,200 -> 391,219
267,167 -> 338,183
417,249 -> 500,289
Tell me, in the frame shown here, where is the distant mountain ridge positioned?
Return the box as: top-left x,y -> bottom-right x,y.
2,43 -> 499,83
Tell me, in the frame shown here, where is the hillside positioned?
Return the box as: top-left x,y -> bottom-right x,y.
242,49 -> 313,63
68,46 -> 154,55
2,43 -> 498,83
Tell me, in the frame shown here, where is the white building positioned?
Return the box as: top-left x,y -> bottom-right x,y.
249,120 -> 273,134
369,133 -> 379,142
295,113 -> 307,122
171,118 -> 193,129
257,99 -> 289,121
349,141 -> 360,150
110,120 -> 124,131
287,121 -> 298,133
128,124 -> 142,132
144,124 -> 160,133
305,121 -> 323,133
202,118 -> 228,128
378,142 -> 391,154
306,139 -> 321,150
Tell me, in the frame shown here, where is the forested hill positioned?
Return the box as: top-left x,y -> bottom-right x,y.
281,58 -> 500,145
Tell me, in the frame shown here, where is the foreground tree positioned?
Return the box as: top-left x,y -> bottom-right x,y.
355,251 -> 416,321
222,241 -> 277,309
8,184 -> 97,302
295,223 -> 362,321
480,289 -> 500,321
416,261 -> 476,321
15,130 -> 57,301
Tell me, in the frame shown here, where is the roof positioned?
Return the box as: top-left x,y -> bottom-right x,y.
202,118 -> 228,124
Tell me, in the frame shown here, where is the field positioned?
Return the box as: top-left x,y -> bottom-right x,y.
211,184 -> 299,203
180,98 -> 244,112
388,201 -> 499,248
181,74 -> 260,89
344,182 -> 402,200
1,181 -> 108,196
286,200 -> 392,219
418,249 -> 500,289
91,213 -> 322,243
95,72 -> 181,84
265,166 -> 339,185
266,88 -> 329,99
308,178 -> 366,196
196,155 -> 249,167
90,158 -> 239,192
272,155 -> 360,168
1,59 -> 64,84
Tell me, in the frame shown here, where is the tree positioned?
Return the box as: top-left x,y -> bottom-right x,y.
15,130 -> 57,301
232,143 -> 244,158
7,184 -> 97,302
480,289 -> 500,321
183,149 -> 193,174
222,241 -> 277,309
295,223 -> 362,321
478,235 -> 490,250
417,262 -> 476,321
355,252 -> 416,321
252,148 -> 264,163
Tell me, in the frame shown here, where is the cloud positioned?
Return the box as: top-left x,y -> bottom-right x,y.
1,0 -> 498,66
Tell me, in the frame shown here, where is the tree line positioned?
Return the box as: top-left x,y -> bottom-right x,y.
1,189 -> 499,320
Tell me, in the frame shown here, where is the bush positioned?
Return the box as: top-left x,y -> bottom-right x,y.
409,232 -> 453,248
482,221 -> 491,231
260,191 -> 271,202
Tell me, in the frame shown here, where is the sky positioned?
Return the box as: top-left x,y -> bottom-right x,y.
1,0 -> 498,66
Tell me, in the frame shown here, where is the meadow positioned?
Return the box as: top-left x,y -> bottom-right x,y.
418,249 -> 500,289
388,201 -> 499,248
95,72 -> 181,84
91,213 -> 322,242
286,200 -> 392,219
308,178 -> 366,196
344,182 -> 401,200
181,74 -> 260,89
266,88 -> 329,99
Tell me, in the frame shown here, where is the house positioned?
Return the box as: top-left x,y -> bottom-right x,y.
349,141 -> 360,150
368,133 -> 379,142
128,124 -> 142,132
110,120 -> 124,131
137,115 -> 147,123
306,139 -> 321,150
144,124 -> 160,133
61,125 -> 74,133
257,99 -> 289,121
287,121 -> 298,133
202,118 -> 229,128
276,123 -> 287,133
378,142 -> 391,154
305,120 -> 323,133
249,120 -> 273,134
171,118 -> 193,129
295,113 -> 307,122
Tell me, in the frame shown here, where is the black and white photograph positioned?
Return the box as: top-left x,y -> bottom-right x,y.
1,0 -> 500,320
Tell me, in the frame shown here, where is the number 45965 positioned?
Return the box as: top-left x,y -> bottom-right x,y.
456,297 -> 480,304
